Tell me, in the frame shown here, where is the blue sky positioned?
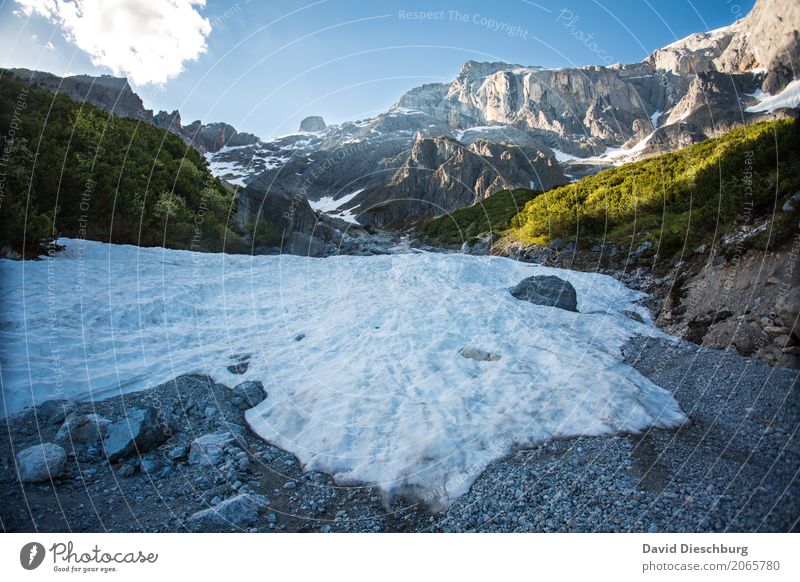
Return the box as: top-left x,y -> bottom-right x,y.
1,0 -> 755,139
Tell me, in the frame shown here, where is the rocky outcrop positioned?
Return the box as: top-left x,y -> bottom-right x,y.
657,240 -> 800,369
355,135 -> 563,225
235,176 -> 343,256
152,111 -> 259,153
715,0 -> 800,93
299,116 -> 327,132
9,68 -> 150,121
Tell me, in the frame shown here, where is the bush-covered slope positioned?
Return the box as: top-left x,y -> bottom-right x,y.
0,71 -> 245,255
421,188 -> 540,245
509,118 -> 800,257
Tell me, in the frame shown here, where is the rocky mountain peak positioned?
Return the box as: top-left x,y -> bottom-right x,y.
299,116 -> 327,132
457,60 -> 518,80
715,0 -> 800,93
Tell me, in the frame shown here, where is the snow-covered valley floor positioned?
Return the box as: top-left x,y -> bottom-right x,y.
0,239 -> 685,507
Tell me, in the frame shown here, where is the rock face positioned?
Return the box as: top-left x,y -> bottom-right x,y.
656,237 -> 800,369
16,443 -> 67,483
234,179 -> 342,256
715,0 -> 800,93
186,493 -> 269,531
102,406 -> 169,462
354,135 -> 563,226
510,275 -> 578,312
9,69 -> 150,121
461,232 -> 499,255
152,111 -> 259,153
299,116 -> 327,132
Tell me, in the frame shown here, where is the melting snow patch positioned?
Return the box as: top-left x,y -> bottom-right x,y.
551,148 -> 579,163
650,111 -> 662,129
0,240 -> 686,508
309,189 -> 363,224
745,79 -> 800,113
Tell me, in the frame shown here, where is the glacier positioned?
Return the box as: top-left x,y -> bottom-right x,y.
0,239 -> 685,507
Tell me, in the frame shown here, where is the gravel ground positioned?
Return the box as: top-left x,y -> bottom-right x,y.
1,335 -> 798,532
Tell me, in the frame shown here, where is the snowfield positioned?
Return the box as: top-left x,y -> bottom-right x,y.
745,79 -> 800,113
0,239 -> 685,507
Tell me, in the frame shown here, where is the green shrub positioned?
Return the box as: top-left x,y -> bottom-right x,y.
422,188 -> 541,245
509,118 -> 800,257
0,71 -> 241,255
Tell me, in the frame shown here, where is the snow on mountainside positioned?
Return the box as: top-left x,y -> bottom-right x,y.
745,79 -> 800,113
0,239 -> 686,506
207,0 -> 798,232
9,0 -> 795,236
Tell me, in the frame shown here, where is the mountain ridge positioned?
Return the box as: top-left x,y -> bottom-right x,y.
7,0 -> 799,250
5,68 -> 260,155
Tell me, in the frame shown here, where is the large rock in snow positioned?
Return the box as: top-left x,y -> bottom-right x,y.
228,381 -> 267,409
510,275 -> 578,312
16,443 -> 67,483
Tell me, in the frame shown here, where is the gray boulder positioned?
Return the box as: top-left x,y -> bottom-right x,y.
102,406 -> 169,462
229,381 -> 267,409
188,431 -> 237,466
460,232 -> 498,255
35,400 -> 78,425
16,443 -> 67,483
56,413 -> 110,445
187,493 -> 269,531
510,275 -> 578,312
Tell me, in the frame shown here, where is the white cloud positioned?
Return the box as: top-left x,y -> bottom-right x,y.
16,0 -> 212,85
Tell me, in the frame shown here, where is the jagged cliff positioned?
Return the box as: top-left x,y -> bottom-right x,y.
224,0 -> 798,234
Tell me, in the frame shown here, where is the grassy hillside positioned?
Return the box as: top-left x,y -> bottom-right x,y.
509,118 -> 800,257
0,71 -> 246,255
421,188 -> 541,245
